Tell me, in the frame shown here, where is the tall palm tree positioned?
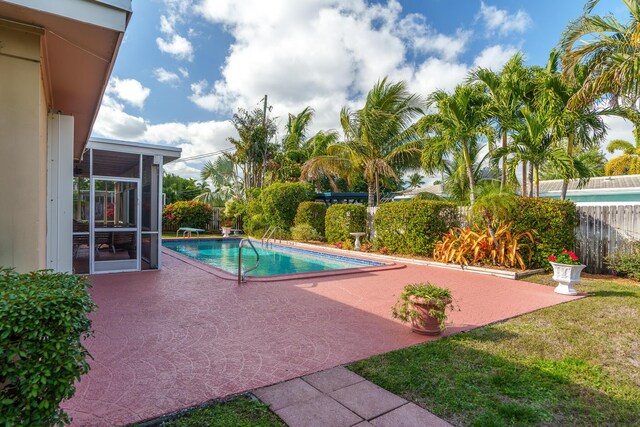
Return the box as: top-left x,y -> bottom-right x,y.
195,156 -> 241,205
406,172 -> 425,189
440,142 -> 498,202
495,107 -> 573,197
604,137 -> 640,174
535,50 -> 609,199
469,53 -> 531,189
283,107 -> 315,153
560,0 -> 640,111
420,83 -> 494,204
302,78 -> 424,207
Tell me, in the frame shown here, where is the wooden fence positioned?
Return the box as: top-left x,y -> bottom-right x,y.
575,203 -> 640,273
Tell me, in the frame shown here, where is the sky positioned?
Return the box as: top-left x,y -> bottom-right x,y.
92,0 -> 635,179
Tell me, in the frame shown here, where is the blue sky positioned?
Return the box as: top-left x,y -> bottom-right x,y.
92,0 -> 633,178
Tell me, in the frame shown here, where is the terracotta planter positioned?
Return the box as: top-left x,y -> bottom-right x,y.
550,262 -> 586,295
409,298 -> 451,336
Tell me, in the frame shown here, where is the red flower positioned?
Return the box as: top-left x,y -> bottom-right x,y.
569,252 -> 579,261
548,255 -> 556,262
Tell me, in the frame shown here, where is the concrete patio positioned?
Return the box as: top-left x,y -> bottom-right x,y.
63,249 -> 580,426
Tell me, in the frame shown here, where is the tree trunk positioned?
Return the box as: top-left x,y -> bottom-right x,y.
521,161 -> 527,197
463,144 -> 476,204
367,181 -> 375,208
375,172 -> 380,206
535,165 -> 540,198
500,131 -> 508,190
560,133 -> 574,200
528,162 -> 534,198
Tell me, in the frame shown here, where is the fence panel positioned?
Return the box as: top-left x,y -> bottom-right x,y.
575,203 -> 640,273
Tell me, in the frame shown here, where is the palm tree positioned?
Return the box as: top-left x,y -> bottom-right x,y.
469,53 -> 531,189
302,78 -> 424,207
420,83 -> 494,204
495,107 -> 573,197
535,50 -> 608,199
406,172 -> 425,189
283,107 -> 314,153
560,0 -> 640,111
440,141 -> 498,202
195,156 -> 241,205
604,137 -> 640,175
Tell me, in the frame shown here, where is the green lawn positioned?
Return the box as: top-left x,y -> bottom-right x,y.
159,396 -> 284,427
350,274 -> 640,426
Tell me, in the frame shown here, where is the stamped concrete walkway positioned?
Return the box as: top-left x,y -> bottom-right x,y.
63,249 -> 580,426
254,366 -> 452,427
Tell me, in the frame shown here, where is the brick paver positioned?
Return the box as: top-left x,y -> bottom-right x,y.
63,249 -> 581,426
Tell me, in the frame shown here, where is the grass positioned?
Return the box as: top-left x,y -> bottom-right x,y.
350,274 -> 640,426
158,396 -> 284,427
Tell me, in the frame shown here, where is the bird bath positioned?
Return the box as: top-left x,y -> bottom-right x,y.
349,232 -> 366,250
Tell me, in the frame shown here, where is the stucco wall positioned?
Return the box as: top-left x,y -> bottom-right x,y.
0,24 -> 47,272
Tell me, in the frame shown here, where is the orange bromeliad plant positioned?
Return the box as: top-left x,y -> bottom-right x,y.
433,222 -> 536,270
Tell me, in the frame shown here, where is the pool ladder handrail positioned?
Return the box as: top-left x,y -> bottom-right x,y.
238,238 -> 260,284
261,225 -> 284,248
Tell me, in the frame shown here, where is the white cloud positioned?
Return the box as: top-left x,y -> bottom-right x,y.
478,2 -> 531,36
156,1 -> 195,61
602,115 -> 635,158
154,67 -> 181,84
156,34 -> 194,61
178,67 -> 189,78
473,45 -> 519,70
106,77 -> 151,109
396,14 -> 471,61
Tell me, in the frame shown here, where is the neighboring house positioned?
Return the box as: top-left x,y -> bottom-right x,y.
394,184 -> 446,200
539,175 -> 640,203
0,1 -> 181,274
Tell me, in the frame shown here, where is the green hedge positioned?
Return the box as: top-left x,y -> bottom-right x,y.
0,269 -> 96,426
374,200 -> 459,255
492,197 -> 577,269
261,182 -> 315,229
325,204 -> 367,243
163,200 -> 213,230
295,202 -> 327,238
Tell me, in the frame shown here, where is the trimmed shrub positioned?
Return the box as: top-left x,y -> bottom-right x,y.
605,242 -> 640,280
374,200 -> 459,255
245,213 -> 269,238
295,202 -> 327,238
0,269 -> 96,426
414,192 -> 444,201
163,200 -> 213,230
291,223 -> 322,242
490,197 -> 577,269
261,182 -> 316,229
325,204 -> 367,244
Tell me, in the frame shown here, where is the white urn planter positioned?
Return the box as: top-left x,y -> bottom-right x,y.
221,227 -> 232,237
550,262 -> 586,295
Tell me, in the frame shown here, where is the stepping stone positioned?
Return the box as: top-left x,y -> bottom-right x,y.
303,366 -> 365,393
329,380 -> 407,420
370,403 -> 453,427
275,394 -> 363,427
253,378 -> 323,411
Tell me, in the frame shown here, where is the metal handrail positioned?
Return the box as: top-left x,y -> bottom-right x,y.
238,239 -> 260,284
262,225 -> 283,248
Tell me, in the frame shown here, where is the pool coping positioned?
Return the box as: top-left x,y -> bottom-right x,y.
161,239 -> 405,282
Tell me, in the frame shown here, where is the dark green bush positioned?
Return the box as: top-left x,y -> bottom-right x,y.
291,223 -> 322,242
374,200 -> 459,255
163,200 -> 214,230
260,182 -> 315,229
490,197 -> 577,269
0,269 -> 96,426
414,192 -> 444,201
605,242 -> 640,280
325,204 -> 367,243
295,202 -> 327,238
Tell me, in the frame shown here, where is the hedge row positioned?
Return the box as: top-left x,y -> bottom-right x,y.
0,269 -> 96,425
325,204 -> 367,243
295,201 -> 327,238
162,200 -> 213,230
374,200 -> 459,255
261,182 -> 316,229
496,197 -> 577,269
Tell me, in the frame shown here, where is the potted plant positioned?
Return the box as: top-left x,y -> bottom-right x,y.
548,250 -> 586,295
391,283 -> 454,336
221,220 -> 233,237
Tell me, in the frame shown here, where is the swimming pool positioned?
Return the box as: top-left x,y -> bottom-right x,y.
163,238 -> 384,277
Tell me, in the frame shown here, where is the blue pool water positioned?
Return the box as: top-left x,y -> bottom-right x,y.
163,238 -> 383,276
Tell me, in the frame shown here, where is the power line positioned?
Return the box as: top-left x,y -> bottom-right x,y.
175,147 -> 234,163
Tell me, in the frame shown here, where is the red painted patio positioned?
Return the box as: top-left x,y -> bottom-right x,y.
63,250 -> 579,426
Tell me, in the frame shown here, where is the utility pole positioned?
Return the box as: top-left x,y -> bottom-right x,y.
261,94 -> 268,188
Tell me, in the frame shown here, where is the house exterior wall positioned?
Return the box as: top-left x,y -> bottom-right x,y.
0,24 -> 48,272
